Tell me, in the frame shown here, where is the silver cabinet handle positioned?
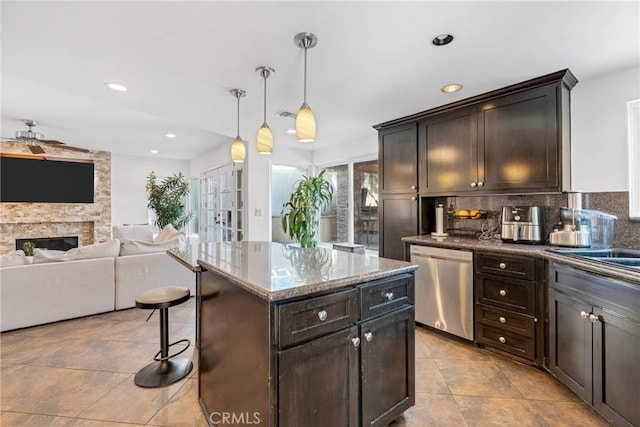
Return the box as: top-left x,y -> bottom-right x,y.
499,336 -> 507,344
351,337 -> 360,347
411,185 -> 417,190
412,196 -> 418,201
499,289 -> 507,297
499,262 -> 507,270
580,311 -> 589,320
477,181 -> 485,187
589,314 -> 600,323
364,332 -> 373,342
383,291 -> 394,301
499,317 -> 507,324
470,182 -> 477,188
318,310 -> 327,321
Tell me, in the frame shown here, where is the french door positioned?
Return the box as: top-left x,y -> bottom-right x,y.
199,165 -> 244,243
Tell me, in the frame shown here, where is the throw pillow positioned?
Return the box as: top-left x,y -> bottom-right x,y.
155,224 -> 182,243
112,224 -> 154,243
0,250 -> 31,268
32,240 -> 121,264
120,236 -> 184,256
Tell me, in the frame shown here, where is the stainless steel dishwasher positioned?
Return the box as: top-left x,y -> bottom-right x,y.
410,245 -> 474,341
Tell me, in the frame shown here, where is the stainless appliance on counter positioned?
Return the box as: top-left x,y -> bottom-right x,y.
410,245 -> 474,341
549,208 -> 618,248
500,206 -> 545,244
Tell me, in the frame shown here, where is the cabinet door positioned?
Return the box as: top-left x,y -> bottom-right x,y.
361,307 -> 415,427
419,107 -> 478,194
479,84 -> 559,192
593,308 -> 640,427
548,290 -> 593,403
379,194 -> 419,260
278,326 -> 359,427
379,123 -> 418,194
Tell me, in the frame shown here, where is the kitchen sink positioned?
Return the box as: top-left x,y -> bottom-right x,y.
548,248 -> 640,269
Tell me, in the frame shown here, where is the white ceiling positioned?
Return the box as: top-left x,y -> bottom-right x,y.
1,1 -> 639,160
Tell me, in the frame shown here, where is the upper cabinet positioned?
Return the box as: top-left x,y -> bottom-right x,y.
379,123 -> 418,194
375,69 -> 578,196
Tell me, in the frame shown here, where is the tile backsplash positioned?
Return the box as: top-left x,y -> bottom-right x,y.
440,191 -> 639,248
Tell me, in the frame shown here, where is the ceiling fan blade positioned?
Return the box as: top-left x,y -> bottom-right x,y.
38,139 -> 65,145
28,145 -> 46,154
38,139 -> 90,153
1,137 -> 19,141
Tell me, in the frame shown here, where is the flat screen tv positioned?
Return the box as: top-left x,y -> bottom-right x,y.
1,156 -> 95,203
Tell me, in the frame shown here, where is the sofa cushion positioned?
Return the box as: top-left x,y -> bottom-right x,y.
0,250 -> 31,268
33,240 -> 121,264
112,224 -> 154,243
155,224 -> 182,243
119,236 -> 183,256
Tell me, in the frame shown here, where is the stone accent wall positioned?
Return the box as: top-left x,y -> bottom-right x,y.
0,142 -> 111,254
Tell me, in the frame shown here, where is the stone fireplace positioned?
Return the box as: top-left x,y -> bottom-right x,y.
0,142 -> 111,254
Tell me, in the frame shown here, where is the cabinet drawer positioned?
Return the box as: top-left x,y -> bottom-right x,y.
361,274 -> 414,319
475,303 -> 535,338
476,253 -> 536,280
476,274 -> 535,314
476,323 -> 535,361
278,289 -> 359,348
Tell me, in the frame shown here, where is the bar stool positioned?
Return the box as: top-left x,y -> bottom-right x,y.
134,286 -> 193,388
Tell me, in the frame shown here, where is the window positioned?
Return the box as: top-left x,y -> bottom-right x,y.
319,164 -> 348,245
199,165 -> 244,243
629,99 -> 640,219
188,177 -> 199,237
271,164 -> 310,243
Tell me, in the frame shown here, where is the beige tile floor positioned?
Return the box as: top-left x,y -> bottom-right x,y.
1,298 -> 610,426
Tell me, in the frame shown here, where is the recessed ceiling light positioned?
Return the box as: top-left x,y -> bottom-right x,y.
286,129 -> 296,134
441,84 -> 463,93
104,82 -> 128,92
165,133 -> 176,138
150,149 -> 159,154
432,34 -> 454,46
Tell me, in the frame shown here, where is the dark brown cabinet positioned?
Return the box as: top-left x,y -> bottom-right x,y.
474,252 -> 545,364
375,69 -> 577,197
379,123 -> 418,194
279,326 -> 360,427
418,107 -> 478,194
379,194 -> 419,260
548,263 -> 640,427
199,270 -> 415,427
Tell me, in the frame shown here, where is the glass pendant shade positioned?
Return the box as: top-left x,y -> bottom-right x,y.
231,136 -> 245,163
296,103 -> 316,143
257,123 -> 273,154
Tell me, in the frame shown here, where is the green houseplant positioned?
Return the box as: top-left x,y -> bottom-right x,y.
146,172 -> 193,230
281,170 -> 334,248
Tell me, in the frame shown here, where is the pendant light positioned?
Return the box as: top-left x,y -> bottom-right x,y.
256,66 -> 275,154
294,32 -> 318,143
230,89 -> 246,163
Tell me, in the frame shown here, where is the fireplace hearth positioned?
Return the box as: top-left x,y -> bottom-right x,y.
16,236 -> 79,252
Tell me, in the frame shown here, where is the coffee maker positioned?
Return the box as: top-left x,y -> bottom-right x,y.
548,208 -> 591,247
500,206 -> 545,244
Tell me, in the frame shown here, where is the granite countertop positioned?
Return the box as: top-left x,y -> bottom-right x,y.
403,235 -> 640,286
169,241 -> 418,301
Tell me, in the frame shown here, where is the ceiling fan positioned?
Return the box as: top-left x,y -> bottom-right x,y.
1,120 -> 89,154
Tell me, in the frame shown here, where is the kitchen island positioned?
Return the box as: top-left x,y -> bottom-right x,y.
169,241 -> 418,427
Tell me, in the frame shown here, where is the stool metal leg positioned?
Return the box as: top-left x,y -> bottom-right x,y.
134,308 -> 193,388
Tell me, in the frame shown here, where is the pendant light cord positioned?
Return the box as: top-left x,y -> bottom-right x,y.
263,72 -> 267,123
303,45 -> 308,104
236,92 -> 240,137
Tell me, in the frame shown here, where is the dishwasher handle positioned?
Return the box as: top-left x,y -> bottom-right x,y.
411,253 -> 472,263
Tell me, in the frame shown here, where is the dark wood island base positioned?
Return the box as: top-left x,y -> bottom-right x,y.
173,241 -> 418,427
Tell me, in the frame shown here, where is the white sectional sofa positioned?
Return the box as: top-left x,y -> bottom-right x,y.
0,251 -> 194,332
0,225 -> 196,332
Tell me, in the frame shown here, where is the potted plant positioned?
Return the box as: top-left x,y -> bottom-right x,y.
146,172 -> 193,230
281,170 -> 334,248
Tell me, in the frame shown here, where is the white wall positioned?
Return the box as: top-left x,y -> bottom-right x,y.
571,65 -> 640,192
312,132 -> 377,166
111,153 -> 189,228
